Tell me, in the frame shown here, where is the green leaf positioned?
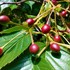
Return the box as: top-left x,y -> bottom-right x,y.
0,0 -> 14,12
45,2 -> 51,11
55,7 -> 62,12
9,4 -> 18,10
0,26 -> 24,34
25,14 -> 36,18
45,48 -> 70,70
25,1 -> 35,10
2,42 -> 70,70
0,30 -> 31,69
57,25 -> 66,31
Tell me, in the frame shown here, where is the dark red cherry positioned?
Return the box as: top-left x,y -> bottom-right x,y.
52,0 -> 57,5
41,24 -> 51,34
54,35 -> 61,42
0,47 -> 3,55
29,44 -> 39,54
60,10 -> 67,17
0,15 -> 10,22
50,43 -> 60,52
26,18 -> 35,25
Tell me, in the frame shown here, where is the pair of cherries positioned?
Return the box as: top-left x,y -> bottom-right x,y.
0,15 -> 10,55
52,0 -> 67,17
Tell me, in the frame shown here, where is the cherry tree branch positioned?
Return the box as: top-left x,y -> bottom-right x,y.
0,0 -> 41,5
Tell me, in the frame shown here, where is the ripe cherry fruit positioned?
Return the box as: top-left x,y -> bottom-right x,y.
0,15 -> 10,22
52,0 -> 57,5
60,10 -> 67,17
54,35 -> 61,42
26,18 -> 35,25
29,44 -> 39,54
0,47 -> 3,55
50,43 -> 60,53
41,24 -> 51,34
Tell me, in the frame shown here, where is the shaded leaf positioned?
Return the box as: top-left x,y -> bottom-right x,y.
57,25 -> 66,31
0,0 -> 14,11
25,1 -> 35,10
0,26 -> 24,34
9,4 -> 18,10
0,30 -> 31,69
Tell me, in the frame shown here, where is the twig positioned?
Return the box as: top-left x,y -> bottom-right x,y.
0,0 -> 41,5
0,0 -> 25,5
29,28 -> 34,44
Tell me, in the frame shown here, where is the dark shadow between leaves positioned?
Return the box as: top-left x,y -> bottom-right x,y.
31,55 -> 41,65
0,53 -> 4,58
51,52 -> 61,59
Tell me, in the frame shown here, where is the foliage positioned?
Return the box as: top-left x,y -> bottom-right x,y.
0,0 -> 70,70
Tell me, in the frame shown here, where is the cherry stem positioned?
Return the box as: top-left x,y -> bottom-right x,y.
29,28 -> 34,44
54,42 -> 70,49
47,10 -> 53,24
47,34 -> 54,42
34,2 -> 44,21
37,2 -> 44,16
34,8 -> 52,25
54,11 -> 58,35
33,31 -> 42,34
37,46 -> 48,57
61,7 -> 70,13
8,21 -> 22,26
59,33 -> 70,45
60,15 -> 67,28
34,25 -> 41,32
60,15 -> 70,30
49,1 -> 55,7
2,30 -> 25,49
62,35 -> 70,45
59,0 -> 70,2
37,35 -> 50,58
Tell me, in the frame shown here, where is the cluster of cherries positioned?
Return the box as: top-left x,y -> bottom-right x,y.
26,18 -> 61,54
26,0 -> 70,54
0,0 -> 69,56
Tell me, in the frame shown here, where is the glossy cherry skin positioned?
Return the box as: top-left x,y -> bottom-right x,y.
0,15 -> 10,22
60,10 -> 67,17
52,0 -> 57,5
54,35 -> 61,42
26,18 -> 35,25
29,44 -> 39,54
50,43 -> 60,52
41,24 -> 51,34
0,47 -> 3,55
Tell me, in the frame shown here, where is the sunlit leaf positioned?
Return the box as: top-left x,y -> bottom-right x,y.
2,42 -> 70,70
